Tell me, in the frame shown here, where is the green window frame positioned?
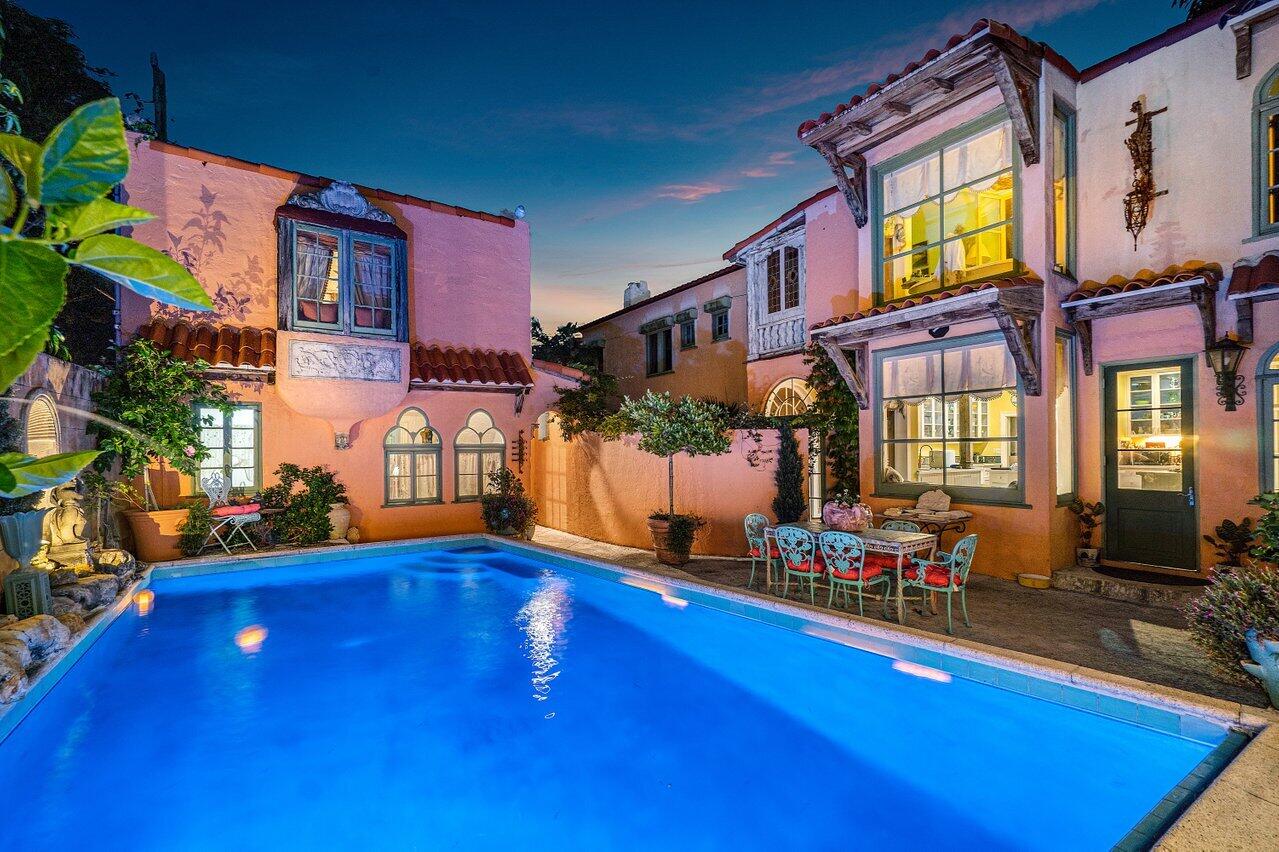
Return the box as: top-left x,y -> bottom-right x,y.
1055,330 -> 1078,505
645,328 -> 673,376
384,407 -> 442,506
454,409 -> 506,502
194,403 -> 261,493
870,109 -> 1022,306
278,218 -> 407,340
1254,64 -> 1279,236
1052,104 -> 1077,277
711,310 -> 729,341
873,330 -> 1026,506
1260,342 -> 1279,493
679,318 -> 696,349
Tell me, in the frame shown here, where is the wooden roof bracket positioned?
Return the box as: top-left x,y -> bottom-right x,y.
817,337 -> 869,410
1190,282 -> 1218,351
814,142 -> 868,228
1072,319 -> 1094,376
988,50 -> 1040,166
989,300 -> 1042,396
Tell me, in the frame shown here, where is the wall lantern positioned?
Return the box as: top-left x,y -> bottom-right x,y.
1206,335 -> 1249,411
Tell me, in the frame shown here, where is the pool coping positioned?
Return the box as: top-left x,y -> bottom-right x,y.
2,534 -> 1274,849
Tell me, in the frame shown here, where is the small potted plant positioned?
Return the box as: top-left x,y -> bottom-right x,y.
1067,499 -> 1104,567
605,391 -> 731,566
480,468 -> 538,539
89,338 -> 232,562
822,488 -> 873,532
1203,517 -> 1256,569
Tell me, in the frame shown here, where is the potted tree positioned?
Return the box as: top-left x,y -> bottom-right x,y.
1067,499 -> 1105,567
608,391 -> 731,565
481,467 -> 538,539
90,338 -> 231,562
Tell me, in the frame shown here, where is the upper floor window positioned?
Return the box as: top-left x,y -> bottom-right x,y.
878,120 -> 1016,303
765,247 -> 800,314
877,333 -> 1022,503
711,310 -> 729,341
455,410 -> 506,501
1256,65 -> 1279,235
1053,106 -> 1076,276
195,403 -> 260,492
384,408 -> 441,506
276,182 -> 408,340
646,327 -> 673,375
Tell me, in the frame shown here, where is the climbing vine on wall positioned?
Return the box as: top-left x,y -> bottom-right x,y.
800,343 -> 860,496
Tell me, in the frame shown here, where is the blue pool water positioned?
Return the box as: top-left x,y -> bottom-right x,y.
0,544 -> 1218,850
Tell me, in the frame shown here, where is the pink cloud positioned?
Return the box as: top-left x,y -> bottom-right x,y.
655,182 -> 736,202
741,167 -> 776,178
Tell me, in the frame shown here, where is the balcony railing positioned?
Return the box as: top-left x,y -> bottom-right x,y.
751,314 -> 806,359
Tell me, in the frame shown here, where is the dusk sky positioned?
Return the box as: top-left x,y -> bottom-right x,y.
31,0 -> 1186,329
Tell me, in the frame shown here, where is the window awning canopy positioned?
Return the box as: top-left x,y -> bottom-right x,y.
1061,261 -> 1223,374
1229,251 -> 1279,343
810,276 -> 1043,408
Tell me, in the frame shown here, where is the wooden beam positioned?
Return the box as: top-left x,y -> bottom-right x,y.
990,303 -> 1041,395
988,51 -> 1039,166
814,142 -> 868,228
850,120 -> 873,136
1190,283 -> 1218,350
932,77 -> 955,93
1072,320 -> 1094,376
884,101 -> 911,116
1236,297 -> 1254,344
817,337 -> 869,410
1236,24 -> 1252,79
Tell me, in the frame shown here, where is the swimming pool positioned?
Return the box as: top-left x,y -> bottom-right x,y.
0,540 -> 1240,849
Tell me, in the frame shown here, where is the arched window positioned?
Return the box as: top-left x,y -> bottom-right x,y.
1260,344 -> 1279,492
454,410 -> 505,501
384,408 -> 441,505
1256,64 -> 1279,235
763,377 -> 815,417
24,394 -> 59,458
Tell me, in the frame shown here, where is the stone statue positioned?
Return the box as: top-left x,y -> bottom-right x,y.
42,481 -> 90,569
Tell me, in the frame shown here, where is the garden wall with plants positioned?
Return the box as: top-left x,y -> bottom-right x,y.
529,418 -> 808,557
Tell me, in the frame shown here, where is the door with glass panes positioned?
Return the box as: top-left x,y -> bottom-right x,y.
1102,360 -> 1197,570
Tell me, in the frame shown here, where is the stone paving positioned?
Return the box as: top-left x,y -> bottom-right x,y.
531,527 -> 1269,708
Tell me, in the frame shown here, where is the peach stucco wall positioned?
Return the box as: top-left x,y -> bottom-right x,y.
116,138 -> 557,542
531,419 -> 805,557
582,267 -> 748,404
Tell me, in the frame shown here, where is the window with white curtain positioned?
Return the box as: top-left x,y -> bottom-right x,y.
195,403 -> 260,492
455,410 -> 506,501
877,333 -> 1022,500
290,224 -> 401,337
385,408 -> 442,505
878,119 -> 1017,303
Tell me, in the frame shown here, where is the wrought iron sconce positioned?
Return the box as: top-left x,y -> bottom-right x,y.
1206,336 -> 1248,411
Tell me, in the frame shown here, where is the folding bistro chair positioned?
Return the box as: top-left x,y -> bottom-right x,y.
200,471 -> 261,554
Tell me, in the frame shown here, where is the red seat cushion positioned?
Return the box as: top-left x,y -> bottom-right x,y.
864,553 -> 902,572
829,563 -> 883,582
211,502 -> 261,517
748,544 -> 782,559
903,561 -> 960,587
786,553 -> 825,574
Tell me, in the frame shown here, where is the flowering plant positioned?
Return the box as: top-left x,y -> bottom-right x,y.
827,488 -> 862,508
1185,563 -> 1279,686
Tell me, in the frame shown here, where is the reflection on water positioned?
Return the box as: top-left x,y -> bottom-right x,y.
515,576 -> 571,702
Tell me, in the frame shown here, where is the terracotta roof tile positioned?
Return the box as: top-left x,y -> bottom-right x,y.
1228,251 -> 1279,297
138,319 -> 277,369
1064,261 -> 1222,303
410,344 -> 533,387
811,275 -> 1042,331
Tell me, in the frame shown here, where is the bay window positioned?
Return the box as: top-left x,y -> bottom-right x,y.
280,218 -> 405,339
877,333 -> 1022,501
878,117 -> 1017,303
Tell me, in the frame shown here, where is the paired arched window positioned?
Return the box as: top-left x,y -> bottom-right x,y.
454,410 -> 506,501
384,408 -> 441,505
763,377 -> 815,417
1260,344 -> 1279,493
1256,64 -> 1279,235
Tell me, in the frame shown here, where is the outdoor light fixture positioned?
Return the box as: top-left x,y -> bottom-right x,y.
1205,335 -> 1248,411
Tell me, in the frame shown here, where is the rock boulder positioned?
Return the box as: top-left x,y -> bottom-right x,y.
92,550 -> 137,582
0,614 -> 71,663
51,574 -> 118,611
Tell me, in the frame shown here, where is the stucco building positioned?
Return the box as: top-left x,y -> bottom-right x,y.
113,138 -> 565,541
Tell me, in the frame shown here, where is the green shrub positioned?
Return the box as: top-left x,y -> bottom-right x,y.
801,343 -> 859,495
177,501 -> 214,557
1251,494 -> 1279,565
1186,563 -> 1279,686
481,467 -> 538,537
260,463 -> 346,546
772,423 -> 806,523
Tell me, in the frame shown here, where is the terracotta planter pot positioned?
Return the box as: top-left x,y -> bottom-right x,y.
124,509 -> 187,563
647,518 -> 691,566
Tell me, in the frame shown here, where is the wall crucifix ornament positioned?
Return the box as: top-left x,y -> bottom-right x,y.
1122,99 -> 1168,249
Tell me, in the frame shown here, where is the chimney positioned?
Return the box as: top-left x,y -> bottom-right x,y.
623,281 -> 650,308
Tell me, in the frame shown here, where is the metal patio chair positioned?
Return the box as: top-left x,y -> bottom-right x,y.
775,526 -> 823,604
819,530 -> 891,617
200,471 -> 261,554
900,533 -> 978,634
744,513 -> 778,590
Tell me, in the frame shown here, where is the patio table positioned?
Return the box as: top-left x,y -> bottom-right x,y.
766,523 -> 936,623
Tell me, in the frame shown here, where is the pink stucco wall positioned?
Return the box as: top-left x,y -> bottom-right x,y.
531,420 -> 804,556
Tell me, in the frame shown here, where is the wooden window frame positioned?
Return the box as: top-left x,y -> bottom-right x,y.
1052,103 -> 1077,278
645,327 -> 673,376
711,310 -> 730,341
